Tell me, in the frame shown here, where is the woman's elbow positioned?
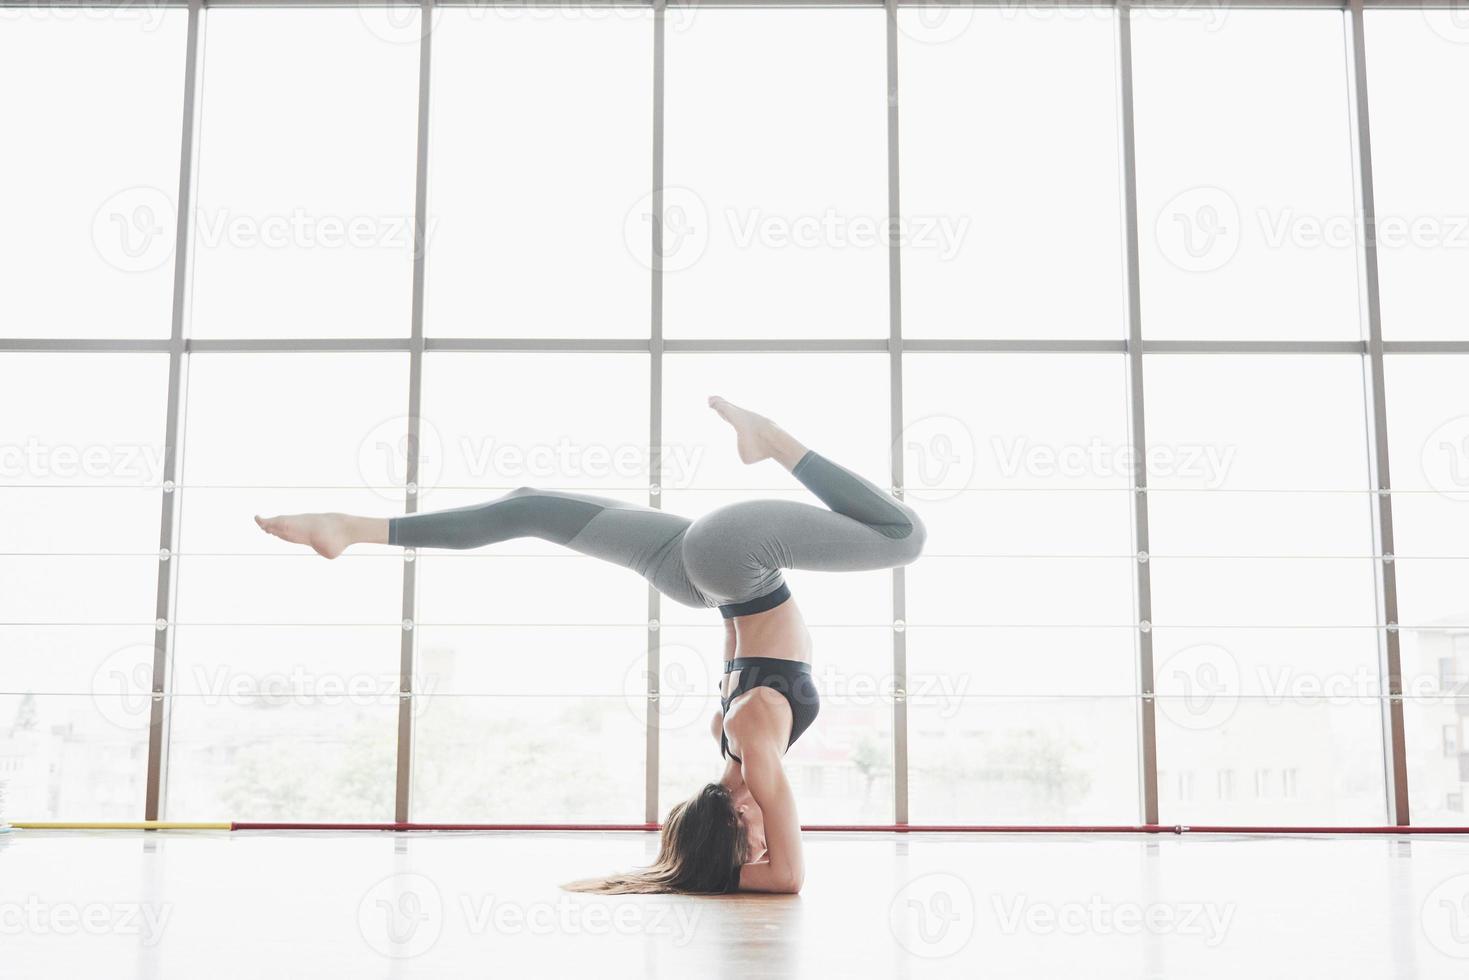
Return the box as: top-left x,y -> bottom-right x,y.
775,871 -> 804,895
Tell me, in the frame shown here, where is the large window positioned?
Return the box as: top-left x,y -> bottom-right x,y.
189,10 -> 421,339
1131,10 -> 1361,341
662,8 -> 888,340
426,8 -> 654,338
3,2 -> 1466,829
1365,12 -> 1469,341
898,8 -> 1123,339
0,11 -> 187,337
901,353 -> 1139,823
1145,355 -> 1384,822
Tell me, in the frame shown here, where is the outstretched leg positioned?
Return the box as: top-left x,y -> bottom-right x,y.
256,487 -> 711,609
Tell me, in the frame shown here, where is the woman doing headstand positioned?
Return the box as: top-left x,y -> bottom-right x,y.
255,397 -> 926,894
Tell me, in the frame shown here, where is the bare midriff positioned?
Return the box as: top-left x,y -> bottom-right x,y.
733,599 -> 811,661
720,599 -> 812,700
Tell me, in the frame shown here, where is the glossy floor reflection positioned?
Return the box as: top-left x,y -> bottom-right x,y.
2,829 -> 1468,978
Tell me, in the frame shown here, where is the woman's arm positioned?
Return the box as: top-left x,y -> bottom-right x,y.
733,740 -> 804,894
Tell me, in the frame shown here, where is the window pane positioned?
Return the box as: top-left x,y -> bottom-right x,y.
1144,354 -> 1371,500
1385,356 -> 1469,628
418,352 -> 649,497
165,698 -> 397,821
902,354 -> 1135,646
189,10 -> 420,338
902,352 -> 1138,819
1404,678 -> 1469,826
414,695 -> 645,822
1365,13 -> 1469,340
898,10 -> 1123,339
1146,354 -> 1384,821
410,352 -> 649,818
0,695 -> 149,820
0,10 -> 186,338
663,9 -> 887,338
1157,700 -> 1385,824
909,696 -> 1140,823
1132,11 -> 1360,340
0,353 -> 167,821
427,9 -> 652,338
414,351 -> 648,629
167,353 -> 407,818
1384,355 -> 1469,823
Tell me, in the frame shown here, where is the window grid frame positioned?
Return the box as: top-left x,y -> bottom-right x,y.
5,0 -> 1465,826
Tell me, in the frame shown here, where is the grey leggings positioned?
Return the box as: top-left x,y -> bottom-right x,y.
387,450 -> 926,616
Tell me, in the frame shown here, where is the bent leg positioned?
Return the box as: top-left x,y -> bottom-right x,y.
790,450 -> 923,543
681,453 -> 926,604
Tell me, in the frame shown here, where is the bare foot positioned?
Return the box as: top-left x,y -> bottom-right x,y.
707,396 -> 805,468
254,512 -> 361,559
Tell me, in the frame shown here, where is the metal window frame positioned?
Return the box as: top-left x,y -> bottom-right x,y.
7,0 -> 1469,8
645,0 -> 667,825
1,0 -> 1455,828
8,337 -> 1469,354
1345,0 -> 1410,824
144,0 -> 204,821
884,0 -> 908,826
394,0 -> 434,824
1114,0 -> 1159,826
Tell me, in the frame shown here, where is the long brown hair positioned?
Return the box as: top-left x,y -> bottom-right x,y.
563,783 -> 748,895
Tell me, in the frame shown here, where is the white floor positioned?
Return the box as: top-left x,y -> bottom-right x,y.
3,829 -> 1468,978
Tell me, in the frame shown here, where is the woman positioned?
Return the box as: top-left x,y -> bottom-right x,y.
255,397 -> 926,894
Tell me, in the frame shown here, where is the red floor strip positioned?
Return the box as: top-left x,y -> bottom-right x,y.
227,822 -> 1469,834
